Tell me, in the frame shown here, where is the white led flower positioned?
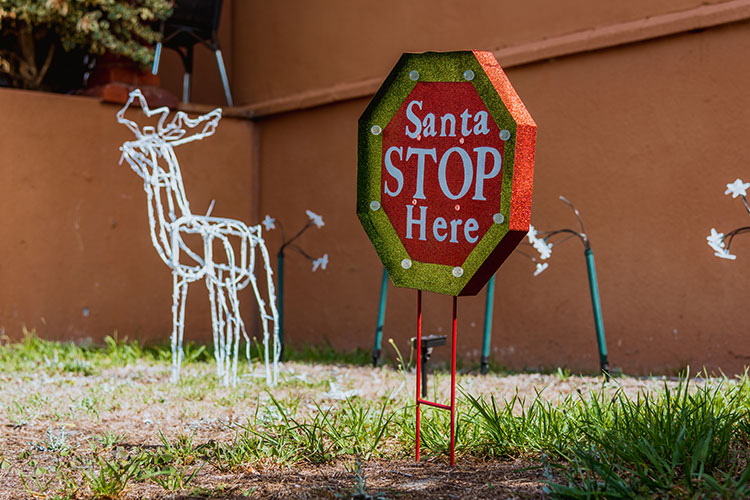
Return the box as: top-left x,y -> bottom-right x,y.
306,210 -> 325,228
533,262 -> 549,276
707,228 -> 736,260
725,179 -> 750,199
262,214 -> 276,231
527,225 -> 552,260
312,254 -> 329,271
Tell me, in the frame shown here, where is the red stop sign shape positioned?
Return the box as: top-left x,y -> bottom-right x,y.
382,82 -> 505,267
358,51 -> 536,296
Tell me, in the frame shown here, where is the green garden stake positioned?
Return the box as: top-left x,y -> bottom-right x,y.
584,248 -> 609,375
527,196 -> 611,378
480,274 -> 496,374
372,267 -> 389,367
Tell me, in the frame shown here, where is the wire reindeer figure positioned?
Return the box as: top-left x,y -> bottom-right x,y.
522,196 -> 610,377
707,178 -> 750,260
117,89 -> 280,386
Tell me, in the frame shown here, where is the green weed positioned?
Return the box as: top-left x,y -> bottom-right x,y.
388,337 -> 413,372
337,455 -> 389,499
327,396 -> 396,460
20,460 -> 80,500
91,432 -> 128,450
157,430 -> 199,464
83,453 -> 142,499
7,393 -> 47,427
146,463 -> 204,491
19,466 -> 56,498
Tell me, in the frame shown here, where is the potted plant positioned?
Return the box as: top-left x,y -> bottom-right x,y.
0,0 -> 172,93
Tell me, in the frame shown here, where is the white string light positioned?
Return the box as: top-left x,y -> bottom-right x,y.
707,228 -> 736,260
117,89 -> 280,386
527,224 -> 553,275
706,178 -> 750,261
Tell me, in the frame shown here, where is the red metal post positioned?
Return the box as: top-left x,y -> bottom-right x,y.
414,292 -> 458,466
415,289 -> 422,462
450,296 -> 457,466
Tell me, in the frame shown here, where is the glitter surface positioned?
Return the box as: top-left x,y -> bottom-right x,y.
357,51 -> 537,296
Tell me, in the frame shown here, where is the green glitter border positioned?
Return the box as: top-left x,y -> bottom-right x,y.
357,51 -> 521,296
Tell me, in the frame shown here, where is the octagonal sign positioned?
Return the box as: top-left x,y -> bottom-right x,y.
357,51 -> 536,296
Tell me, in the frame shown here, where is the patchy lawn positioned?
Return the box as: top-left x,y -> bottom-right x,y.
0,334 -> 748,499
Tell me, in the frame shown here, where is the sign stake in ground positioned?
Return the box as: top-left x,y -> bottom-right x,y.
370,267 -> 498,375
358,51 -> 536,465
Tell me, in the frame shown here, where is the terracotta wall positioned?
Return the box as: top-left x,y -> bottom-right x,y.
231,0 -> 736,106
250,11 -> 750,375
0,89 -> 257,343
3,1 -> 750,376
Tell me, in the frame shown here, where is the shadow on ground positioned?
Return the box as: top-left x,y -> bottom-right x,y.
171,458 -> 552,499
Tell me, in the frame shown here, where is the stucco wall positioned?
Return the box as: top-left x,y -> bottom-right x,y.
231,0 -> 738,106
0,89 -> 258,343
255,20 -> 750,375
3,1 -> 750,376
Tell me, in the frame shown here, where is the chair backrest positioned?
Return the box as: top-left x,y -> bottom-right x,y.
164,0 -> 223,46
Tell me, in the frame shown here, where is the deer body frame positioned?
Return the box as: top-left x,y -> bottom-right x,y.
117,90 -> 279,386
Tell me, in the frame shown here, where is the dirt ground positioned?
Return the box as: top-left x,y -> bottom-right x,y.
0,360 -> 678,499
175,458 -> 552,499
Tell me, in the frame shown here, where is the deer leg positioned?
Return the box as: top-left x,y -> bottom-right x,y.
204,235 -> 223,377
246,233 -> 280,386
220,237 -> 245,386
227,279 -> 243,386
214,274 -> 230,379
170,271 -> 179,382
177,277 -> 188,371
206,278 -> 222,377
171,272 -> 188,383
221,280 -> 235,387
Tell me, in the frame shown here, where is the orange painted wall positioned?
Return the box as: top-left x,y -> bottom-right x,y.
254,20 -> 750,375
0,89 -> 258,343
231,0 -> 735,106
2,1 -> 750,376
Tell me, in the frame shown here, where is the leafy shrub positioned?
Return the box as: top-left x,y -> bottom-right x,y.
0,0 -> 172,90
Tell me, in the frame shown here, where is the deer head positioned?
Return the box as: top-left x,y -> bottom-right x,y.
117,89 -> 222,147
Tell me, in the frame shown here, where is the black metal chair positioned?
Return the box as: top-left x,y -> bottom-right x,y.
151,0 -> 233,106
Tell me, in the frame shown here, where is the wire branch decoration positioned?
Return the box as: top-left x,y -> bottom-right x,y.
707,178 -> 750,260
523,196 -> 610,376
263,212 -> 328,272
262,212 -> 328,359
117,89 -> 280,386
519,196 -> 588,276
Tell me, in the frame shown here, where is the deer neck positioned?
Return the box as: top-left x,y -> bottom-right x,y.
143,143 -> 193,267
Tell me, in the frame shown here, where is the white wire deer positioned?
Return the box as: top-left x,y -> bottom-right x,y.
117,89 -> 280,386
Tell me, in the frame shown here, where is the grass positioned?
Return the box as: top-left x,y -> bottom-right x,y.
284,340 -> 373,366
1,332 -> 749,498
540,377 -> 750,498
